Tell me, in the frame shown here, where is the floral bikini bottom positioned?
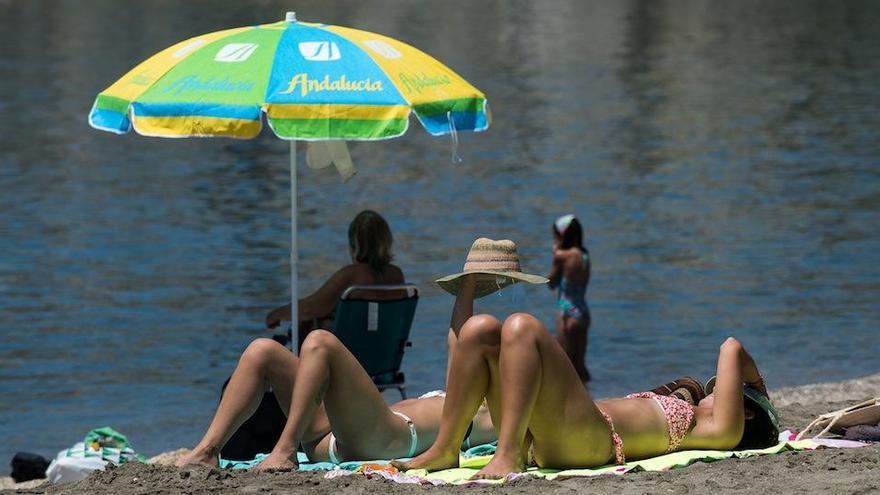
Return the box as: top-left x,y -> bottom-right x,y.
602,392 -> 696,465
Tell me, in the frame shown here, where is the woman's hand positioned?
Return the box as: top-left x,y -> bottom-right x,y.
266,303 -> 291,329
746,373 -> 768,397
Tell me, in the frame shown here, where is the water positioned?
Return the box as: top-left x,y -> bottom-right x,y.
1,0 -> 878,463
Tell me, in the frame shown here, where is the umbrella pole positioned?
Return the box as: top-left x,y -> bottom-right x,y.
290,140 -> 298,351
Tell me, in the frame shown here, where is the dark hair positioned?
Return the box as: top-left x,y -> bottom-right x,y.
348,210 -> 393,277
736,399 -> 778,450
553,216 -> 586,251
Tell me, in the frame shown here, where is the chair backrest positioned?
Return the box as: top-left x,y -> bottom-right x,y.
331,284 -> 418,378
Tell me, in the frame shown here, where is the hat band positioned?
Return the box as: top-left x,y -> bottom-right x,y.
463,258 -> 522,272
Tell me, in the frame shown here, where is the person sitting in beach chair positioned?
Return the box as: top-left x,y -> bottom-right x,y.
265,209 -> 405,348
394,306 -> 779,479
177,238 -> 548,470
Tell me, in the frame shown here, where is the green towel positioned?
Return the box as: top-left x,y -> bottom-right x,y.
405,439 -> 817,484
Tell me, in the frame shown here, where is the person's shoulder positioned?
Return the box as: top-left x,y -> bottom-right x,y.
556,247 -> 579,261
384,264 -> 406,283
330,263 -> 362,282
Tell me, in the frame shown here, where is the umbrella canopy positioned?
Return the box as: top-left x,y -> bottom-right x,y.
88,12 -> 489,334
88,12 -> 489,140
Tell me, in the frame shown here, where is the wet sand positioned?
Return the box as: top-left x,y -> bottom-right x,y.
4,375 -> 878,494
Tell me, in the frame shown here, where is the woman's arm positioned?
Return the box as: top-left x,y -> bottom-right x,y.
265,266 -> 355,328
446,275 -> 476,382
547,251 -> 563,290
689,337 -> 763,449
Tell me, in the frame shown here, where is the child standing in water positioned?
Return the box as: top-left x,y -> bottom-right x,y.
548,214 -> 591,382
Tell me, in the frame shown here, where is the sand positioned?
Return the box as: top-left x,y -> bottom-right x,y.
4,375 -> 878,495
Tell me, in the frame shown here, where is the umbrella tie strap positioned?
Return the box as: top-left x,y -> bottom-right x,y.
447,111 -> 462,163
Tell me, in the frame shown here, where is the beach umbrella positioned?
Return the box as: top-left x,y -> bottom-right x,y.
88,12 -> 489,328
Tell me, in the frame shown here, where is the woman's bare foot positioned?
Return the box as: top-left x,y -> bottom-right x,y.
390,446 -> 459,472
470,451 -> 524,480
174,447 -> 220,468
254,451 -> 298,472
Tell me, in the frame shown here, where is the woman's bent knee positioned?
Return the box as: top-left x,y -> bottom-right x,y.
460,314 -> 502,342
501,313 -> 544,343
241,337 -> 286,364
300,329 -> 341,355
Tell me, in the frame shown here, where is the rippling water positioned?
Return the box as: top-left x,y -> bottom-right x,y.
1,0 -> 878,463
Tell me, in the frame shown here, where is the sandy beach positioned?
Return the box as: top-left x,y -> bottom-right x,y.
3,374 -> 877,495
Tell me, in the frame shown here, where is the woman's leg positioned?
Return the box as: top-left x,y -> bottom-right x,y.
177,338 -> 306,467
475,313 -> 611,479
394,314 -> 503,471
256,330 -> 411,471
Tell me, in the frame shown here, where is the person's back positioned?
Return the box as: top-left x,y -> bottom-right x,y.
556,246 -> 589,295
343,261 -> 405,287
266,210 -> 405,329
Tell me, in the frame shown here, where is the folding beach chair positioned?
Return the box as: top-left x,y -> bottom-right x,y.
303,284 -> 418,399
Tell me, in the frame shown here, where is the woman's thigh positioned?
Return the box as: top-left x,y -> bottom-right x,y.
247,339 -> 332,444
306,331 -> 407,459
504,314 -> 611,467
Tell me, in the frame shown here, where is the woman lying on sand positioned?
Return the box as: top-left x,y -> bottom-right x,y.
177,238 -> 547,471
395,308 -> 779,479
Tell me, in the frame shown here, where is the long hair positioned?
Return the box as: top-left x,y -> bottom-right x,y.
348,210 -> 393,277
553,214 -> 586,252
736,398 -> 779,449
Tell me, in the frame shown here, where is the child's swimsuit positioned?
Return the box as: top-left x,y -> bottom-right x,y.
556,251 -> 591,323
602,392 -> 696,465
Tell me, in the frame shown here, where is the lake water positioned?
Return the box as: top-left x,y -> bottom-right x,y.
1,0 -> 878,463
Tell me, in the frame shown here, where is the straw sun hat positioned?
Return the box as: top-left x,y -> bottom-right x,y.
436,238 -> 548,299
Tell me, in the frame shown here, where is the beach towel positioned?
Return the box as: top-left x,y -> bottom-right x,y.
219,442 -> 498,472
320,431 -> 869,485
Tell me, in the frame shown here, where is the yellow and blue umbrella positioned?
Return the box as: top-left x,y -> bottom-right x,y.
88,12 -> 488,140
88,12 -> 490,328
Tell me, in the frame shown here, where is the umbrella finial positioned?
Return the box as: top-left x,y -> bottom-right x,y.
285,11 -> 297,22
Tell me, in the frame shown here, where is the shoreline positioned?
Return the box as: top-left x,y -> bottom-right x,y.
3,373 -> 878,494
771,372 -> 880,408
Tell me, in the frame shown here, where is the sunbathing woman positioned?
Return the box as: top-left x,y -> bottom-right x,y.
177,238 -> 547,470
396,311 -> 778,479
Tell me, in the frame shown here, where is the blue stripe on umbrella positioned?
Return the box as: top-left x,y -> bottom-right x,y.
88,107 -> 132,134
417,110 -> 489,136
131,102 -> 262,120
265,23 -> 407,106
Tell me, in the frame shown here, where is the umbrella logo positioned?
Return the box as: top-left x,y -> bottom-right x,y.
363,40 -> 402,59
298,41 -> 341,61
214,43 -> 259,63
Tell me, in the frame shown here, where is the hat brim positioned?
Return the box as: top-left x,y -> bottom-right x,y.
435,270 -> 549,299
743,385 -> 780,433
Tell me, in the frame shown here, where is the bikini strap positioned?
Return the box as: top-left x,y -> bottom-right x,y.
600,410 -> 626,465
327,433 -> 340,464
393,411 -> 418,458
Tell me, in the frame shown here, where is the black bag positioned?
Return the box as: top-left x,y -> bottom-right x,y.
11,451 -> 49,482
218,384 -> 286,461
